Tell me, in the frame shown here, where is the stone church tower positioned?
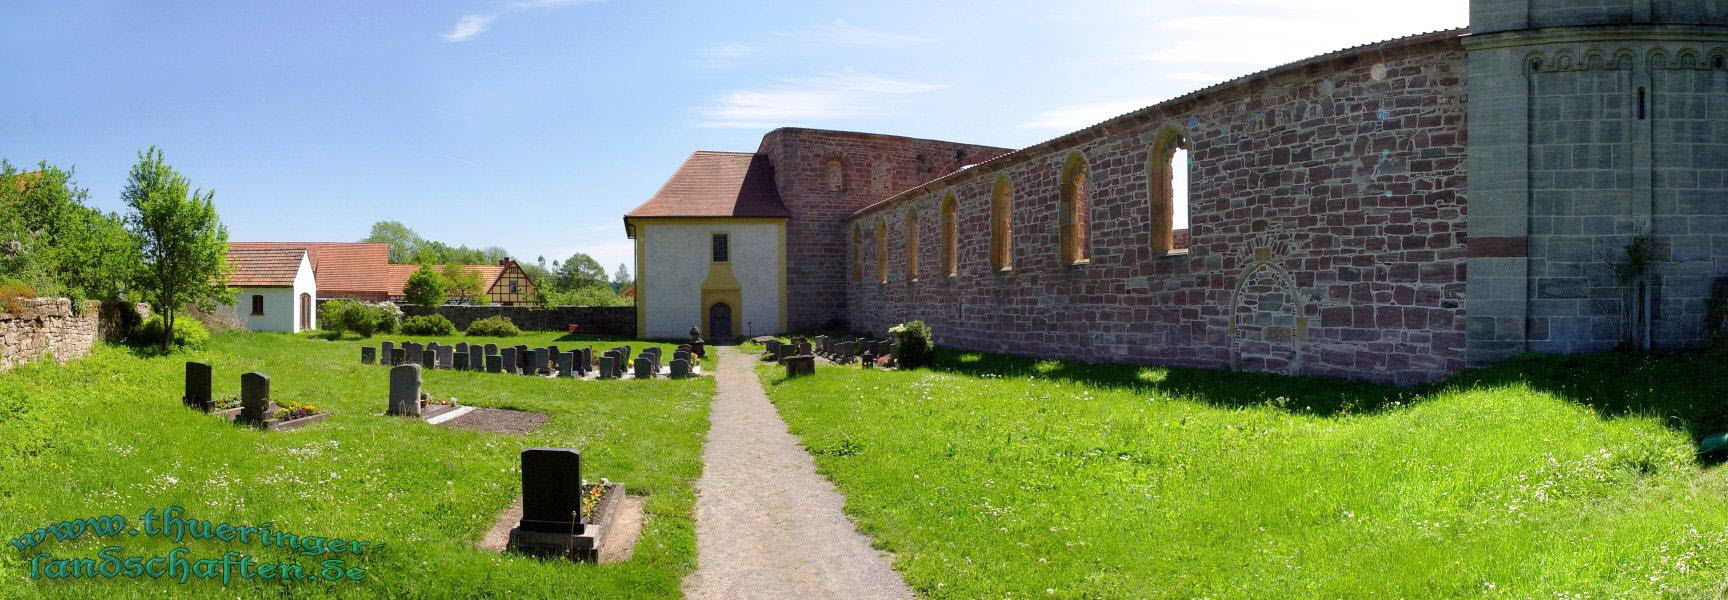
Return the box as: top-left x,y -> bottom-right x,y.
1465,0 -> 1728,364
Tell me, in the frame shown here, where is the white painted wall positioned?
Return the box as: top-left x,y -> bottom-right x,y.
231,254 -> 317,333
638,222 -> 781,339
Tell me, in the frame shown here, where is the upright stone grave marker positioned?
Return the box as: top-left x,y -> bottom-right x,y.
501,348 -> 518,374
361,347 -> 376,364
533,348 -> 550,375
469,346 -> 484,372
382,342 -> 394,362
506,448 -> 591,561
487,354 -> 503,373
237,372 -> 270,426
421,347 -> 436,370
454,351 -> 470,372
388,364 -> 422,417
598,354 -> 616,379
390,348 -> 406,366
182,361 -> 212,412
634,357 -> 654,379
669,359 -> 691,379
783,355 -> 815,378
406,343 -> 423,365
485,343 -> 499,355
558,352 -> 575,378
437,345 -> 454,370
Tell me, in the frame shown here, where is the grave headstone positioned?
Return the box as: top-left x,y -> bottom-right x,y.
670,358 -> 691,379
486,354 -> 503,373
182,361 -> 212,411
361,346 -> 376,364
692,341 -> 705,358
382,342 -> 394,361
406,343 -> 424,365
507,448 -> 585,556
634,357 -> 654,379
558,352 -> 575,378
454,351 -> 470,371
437,345 -> 454,370
501,348 -> 518,374
782,355 -> 816,378
673,350 -> 692,365
388,364 -> 422,417
421,348 -> 436,370
469,346 -> 484,371
485,343 -> 499,355
390,348 -> 406,366
598,354 -> 616,379
533,348 -> 550,375
455,342 -> 468,355
238,372 -> 270,425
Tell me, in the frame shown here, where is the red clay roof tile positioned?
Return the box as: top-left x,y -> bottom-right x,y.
625,151 -> 790,219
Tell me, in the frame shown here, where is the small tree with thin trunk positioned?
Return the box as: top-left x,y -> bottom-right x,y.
123,147 -> 231,351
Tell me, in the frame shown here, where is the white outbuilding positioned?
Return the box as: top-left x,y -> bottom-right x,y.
225,248 -> 318,333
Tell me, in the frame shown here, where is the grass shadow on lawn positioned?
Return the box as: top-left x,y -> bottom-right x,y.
1442,347 -> 1728,442
909,345 -> 1728,445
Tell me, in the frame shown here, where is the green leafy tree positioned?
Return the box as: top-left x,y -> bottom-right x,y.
545,284 -> 628,307
0,161 -> 140,305
402,264 -> 447,307
552,253 -> 607,291
612,263 -> 632,292
122,147 -> 231,351
440,264 -> 483,305
360,221 -> 425,263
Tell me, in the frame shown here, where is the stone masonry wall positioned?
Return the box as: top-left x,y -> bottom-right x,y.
843,33 -> 1469,384
0,298 -> 104,371
399,305 -> 635,335
759,128 -> 1013,332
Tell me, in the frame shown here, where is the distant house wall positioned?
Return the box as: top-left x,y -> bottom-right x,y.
230,255 -> 316,333
635,220 -> 783,339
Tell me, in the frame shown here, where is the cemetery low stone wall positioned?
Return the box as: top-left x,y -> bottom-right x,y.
844,31 -> 1469,384
0,298 -> 146,371
402,305 -> 636,335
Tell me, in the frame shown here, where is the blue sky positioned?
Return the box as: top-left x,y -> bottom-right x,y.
0,0 -> 1465,273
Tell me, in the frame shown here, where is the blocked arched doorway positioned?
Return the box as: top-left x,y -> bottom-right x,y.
1228,260 -> 1306,375
299,293 -> 312,331
708,301 -> 734,339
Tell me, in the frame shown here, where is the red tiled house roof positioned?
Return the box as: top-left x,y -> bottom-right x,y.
227,242 -> 392,300
625,151 -> 791,219
225,248 -> 307,288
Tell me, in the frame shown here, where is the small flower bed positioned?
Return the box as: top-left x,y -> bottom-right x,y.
213,396 -> 240,411
273,402 -> 320,422
580,480 -> 611,522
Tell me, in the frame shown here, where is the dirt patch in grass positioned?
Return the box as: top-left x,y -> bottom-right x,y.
439,407 -> 549,434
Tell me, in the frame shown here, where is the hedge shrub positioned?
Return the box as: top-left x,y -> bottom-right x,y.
402,314 -> 457,336
131,315 -> 210,350
890,320 -> 934,369
466,316 -> 521,337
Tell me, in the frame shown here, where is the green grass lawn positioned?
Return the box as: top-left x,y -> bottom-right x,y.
759,347 -> 1728,598
0,331 -> 714,598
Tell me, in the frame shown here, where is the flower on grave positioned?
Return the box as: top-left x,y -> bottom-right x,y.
274,402 -> 320,421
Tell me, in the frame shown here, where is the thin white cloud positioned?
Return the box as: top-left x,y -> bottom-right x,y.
441,0 -> 600,42
1020,98 -> 1160,130
693,20 -> 928,69
770,20 -> 931,47
694,69 -> 946,129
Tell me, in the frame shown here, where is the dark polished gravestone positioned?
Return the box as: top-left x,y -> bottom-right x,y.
501,348 -> 519,374
597,354 -> 616,380
558,352 -> 575,378
507,448 -> 600,561
532,348 -> 550,376
437,345 -> 454,370
634,357 -> 654,379
405,343 -> 424,366
381,342 -> 394,362
454,351 -> 470,372
421,347 -> 437,370
388,364 -> 422,417
182,361 -> 213,412
469,346 -> 484,372
485,343 -> 499,356
669,358 -> 691,379
390,348 -> 406,366
237,372 -> 271,426
361,347 -> 376,365
514,345 -> 531,375
486,354 -> 503,373
455,342 -> 468,355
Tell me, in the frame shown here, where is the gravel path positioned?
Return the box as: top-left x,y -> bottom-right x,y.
682,346 -> 913,600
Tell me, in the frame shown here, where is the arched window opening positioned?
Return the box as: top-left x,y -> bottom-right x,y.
875,218 -> 888,284
1059,153 -> 1090,264
990,176 -> 1013,271
940,193 -> 958,277
1149,131 -> 1191,255
851,225 -> 862,281
905,208 -> 920,282
825,158 -> 844,192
